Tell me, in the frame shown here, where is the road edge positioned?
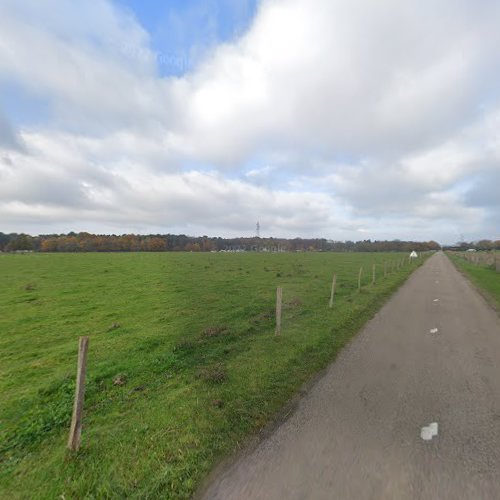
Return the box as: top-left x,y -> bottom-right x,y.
194,255 -> 431,499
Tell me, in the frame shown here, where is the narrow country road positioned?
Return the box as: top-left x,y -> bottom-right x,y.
201,252 -> 500,499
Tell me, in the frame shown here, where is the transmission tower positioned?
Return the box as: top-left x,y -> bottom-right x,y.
256,221 -> 260,238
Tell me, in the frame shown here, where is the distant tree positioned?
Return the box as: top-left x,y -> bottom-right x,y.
185,242 -> 201,252
149,237 -> 167,251
201,236 -> 214,252
0,232 -> 10,251
141,237 -> 166,251
40,238 -> 59,252
5,234 -> 33,251
477,239 -> 493,250
57,236 -> 80,252
116,234 -> 140,251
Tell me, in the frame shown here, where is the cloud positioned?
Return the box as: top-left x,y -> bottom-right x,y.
0,0 -> 499,242
169,0 -> 500,165
0,141 -> 340,237
0,0 -> 172,134
466,170 -> 500,209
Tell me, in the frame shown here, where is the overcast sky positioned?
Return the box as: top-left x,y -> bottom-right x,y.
1,0 -> 499,243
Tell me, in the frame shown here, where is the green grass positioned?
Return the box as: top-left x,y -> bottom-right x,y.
0,251 -> 425,498
447,251 -> 500,310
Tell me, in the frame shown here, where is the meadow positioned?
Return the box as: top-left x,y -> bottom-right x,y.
0,251 -> 424,498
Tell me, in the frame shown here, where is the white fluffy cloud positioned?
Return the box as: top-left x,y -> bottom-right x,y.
1,0 -> 499,242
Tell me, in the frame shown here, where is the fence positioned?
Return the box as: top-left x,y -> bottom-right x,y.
64,253 -> 424,450
458,251 -> 499,272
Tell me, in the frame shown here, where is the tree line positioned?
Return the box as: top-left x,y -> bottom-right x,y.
0,231 -> 445,253
442,240 -> 500,251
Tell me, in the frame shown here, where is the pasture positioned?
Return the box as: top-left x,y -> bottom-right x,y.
0,251 -> 423,498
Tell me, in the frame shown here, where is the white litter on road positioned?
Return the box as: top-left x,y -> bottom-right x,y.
421,422 -> 439,441
430,328 -> 439,334
433,299 -> 439,302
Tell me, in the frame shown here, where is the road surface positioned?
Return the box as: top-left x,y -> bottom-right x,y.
202,252 -> 500,499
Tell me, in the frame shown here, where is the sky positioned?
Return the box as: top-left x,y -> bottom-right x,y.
0,0 -> 499,244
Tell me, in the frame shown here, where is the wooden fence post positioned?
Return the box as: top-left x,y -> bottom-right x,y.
68,336 -> 89,452
275,287 -> 283,335
329,273 -> 337,308
384,261 -> 387,277
372,263 -> 376,285
358,267 -> 363,292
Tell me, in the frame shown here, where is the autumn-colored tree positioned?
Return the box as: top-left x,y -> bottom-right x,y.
185,242 -> 201,252
149,237 -> 167,251
141,237 -> 166,251
40,238 -> 59,252
119,234 -> 141,251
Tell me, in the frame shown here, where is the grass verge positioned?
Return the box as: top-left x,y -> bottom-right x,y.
447,252 -> 500,311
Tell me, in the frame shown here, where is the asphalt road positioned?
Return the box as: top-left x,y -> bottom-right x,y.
202,252 -> 500,499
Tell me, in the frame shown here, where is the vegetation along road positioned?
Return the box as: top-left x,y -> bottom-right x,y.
202,252 -> 500,499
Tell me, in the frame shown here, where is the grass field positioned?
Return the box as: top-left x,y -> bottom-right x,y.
0,251 -> 424,498
447,252 -> 500,310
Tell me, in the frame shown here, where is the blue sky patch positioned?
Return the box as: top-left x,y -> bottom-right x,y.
115,0 -> 258,76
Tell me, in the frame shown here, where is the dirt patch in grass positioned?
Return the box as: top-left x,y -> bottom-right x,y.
200,326 -> 229,339
286,297 -> 302,308
198,364 -> 227,384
